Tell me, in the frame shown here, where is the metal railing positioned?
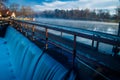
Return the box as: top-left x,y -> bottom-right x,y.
118,22 -> 120,36
11,19 -> 120,52
9,19 -> 120,80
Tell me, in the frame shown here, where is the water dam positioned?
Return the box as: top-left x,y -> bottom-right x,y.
0,19 -> 120,80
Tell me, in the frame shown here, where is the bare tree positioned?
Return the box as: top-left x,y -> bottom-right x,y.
20,6 -> 34,17
0,0 -> 8,10
10,3 -> 19,12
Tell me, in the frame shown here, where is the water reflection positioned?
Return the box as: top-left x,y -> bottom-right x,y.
36,18 -> 119,35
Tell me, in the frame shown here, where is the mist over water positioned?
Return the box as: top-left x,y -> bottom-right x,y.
36,18 -> 119,35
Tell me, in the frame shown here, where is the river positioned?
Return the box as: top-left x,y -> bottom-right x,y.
35,18 -> 119,35
35,18 -> 119,55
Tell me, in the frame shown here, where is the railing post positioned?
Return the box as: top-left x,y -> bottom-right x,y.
23,23 -> 26,33
73,35 -> 76,68
61,32 -> 62,37
96,35 -> 100,51
17,22 -> 19,30
25,24 -> 28,36
20,23 -> 22,32
16,22 -> 19,30
92,35 -> 95,47
32,25 -> 35,40
45,28 -> 48,50
118,22 -> 120,36
18,23 -> 20,31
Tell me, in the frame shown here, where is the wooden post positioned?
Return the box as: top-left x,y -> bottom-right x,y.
118,22 -> 120,36
20,23 -> 22,32
45,28 -> 48,50
73,35 -> 77,68
25,24 -> 28,36
32,25 -> 35,40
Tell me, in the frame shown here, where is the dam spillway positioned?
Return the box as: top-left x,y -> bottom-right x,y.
0,24 -> 75,80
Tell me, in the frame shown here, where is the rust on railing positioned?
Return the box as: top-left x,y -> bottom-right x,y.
45,28 -> 48,50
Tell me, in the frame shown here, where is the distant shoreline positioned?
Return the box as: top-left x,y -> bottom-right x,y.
35,17 -> 119,24
35,17 -> 119,25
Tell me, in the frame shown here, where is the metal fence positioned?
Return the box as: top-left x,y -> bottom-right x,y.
9,19 -> 120,80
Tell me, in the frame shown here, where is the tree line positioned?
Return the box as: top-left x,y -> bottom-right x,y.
34,0 -> 120,22
35,9 -> 118,22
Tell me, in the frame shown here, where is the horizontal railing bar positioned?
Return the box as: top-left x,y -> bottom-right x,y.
76,57 -> 110,80
32,21 -> 119,38
12,19 -> 120,47
14,19 -> 120,39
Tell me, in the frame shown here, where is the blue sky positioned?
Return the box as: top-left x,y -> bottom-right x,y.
9,0 -> 119,14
